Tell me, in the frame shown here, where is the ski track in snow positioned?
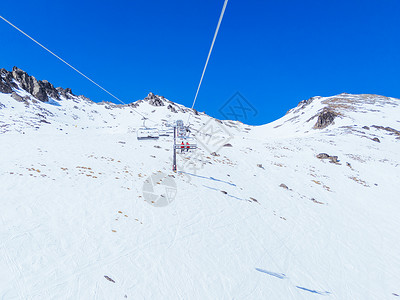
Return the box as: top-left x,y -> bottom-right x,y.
255,268 -> 287,279
255,268 -> 332,296
295,286 -> 331,296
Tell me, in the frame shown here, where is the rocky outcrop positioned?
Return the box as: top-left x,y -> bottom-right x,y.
11,67 -> 49,102
144,92 -> 165,106
41,80 -> 60,100
316,153 -> 330,159
31,77 -> 48,102
0,67 -> 76,102
0,79 -> 12,94
128,102 -> 139,108
11,92 -> 23,102
0,68 -> 15,93
10,92 -> 30,105
167,104 -> 177,113
313,109 -> 337,129
316,153 -> 340,164
56,87 -> 74,99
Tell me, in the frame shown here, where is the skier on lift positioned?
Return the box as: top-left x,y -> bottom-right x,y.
181,141 -> 185,153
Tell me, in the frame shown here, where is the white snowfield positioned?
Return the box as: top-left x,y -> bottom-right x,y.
1,87 -> 399,299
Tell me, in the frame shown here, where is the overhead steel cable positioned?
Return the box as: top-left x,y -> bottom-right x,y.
0,15 -> 156,122
187,0 -> 229,124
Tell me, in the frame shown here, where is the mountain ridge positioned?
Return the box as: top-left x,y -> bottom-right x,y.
1,67 -> 399,138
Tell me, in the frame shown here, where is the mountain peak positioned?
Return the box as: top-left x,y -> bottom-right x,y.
143,92 -> 166,106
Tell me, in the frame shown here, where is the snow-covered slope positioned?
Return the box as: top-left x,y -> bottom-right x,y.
252,93 -> 400,138
1,68 -> 399,299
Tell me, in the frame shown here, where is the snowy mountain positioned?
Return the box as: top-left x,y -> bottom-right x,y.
1,67 -> 399,299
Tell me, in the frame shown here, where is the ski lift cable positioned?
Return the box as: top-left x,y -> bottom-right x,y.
187,0 -> 229,124
0,15 -> 156,123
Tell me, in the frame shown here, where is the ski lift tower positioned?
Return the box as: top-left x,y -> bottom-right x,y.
172,120 -> 197,172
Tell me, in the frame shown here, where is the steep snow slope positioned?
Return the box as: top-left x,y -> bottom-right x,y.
1,74 -> 400,299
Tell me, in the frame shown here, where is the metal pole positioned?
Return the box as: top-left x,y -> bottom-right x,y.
173,126 -> 177,172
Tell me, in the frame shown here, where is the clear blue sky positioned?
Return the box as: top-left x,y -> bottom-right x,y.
1,0 -> 399,125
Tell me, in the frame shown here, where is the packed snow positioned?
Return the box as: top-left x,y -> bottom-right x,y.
1,86 -> 399,299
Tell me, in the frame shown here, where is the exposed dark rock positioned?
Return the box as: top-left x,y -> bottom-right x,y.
372,137 -> 380,143
221,190 -> 227,194
280,183 -> 289,190
286,96 -> 320,115
371,125 -> 400,137
167,104 -> 177,113
331,156 -> 339,163
10,92 -> 30,105
362,126 -> 370,130
313,109 -> 337,129
104,276 -> 115,283
0,68 -> 17,91
144,92 -> 164,106
211,152 -> 220,156
249,197 -> 258,203
11,92 -> 24,102
192,108 -> 199,116
316,153 -> 330,159
32,78 -> 48,102
223,143 -> 233,147
129,102 -> 139,108
78,95 -> 92,103
316,153 -> 340,164
10,67 -> 48,102
41,80 -> 60,100
311,198 -> 324,204
4,71 -> 16,87
56,87 -> 75,99
257,164 -> 264,169
0,78 -> 12,93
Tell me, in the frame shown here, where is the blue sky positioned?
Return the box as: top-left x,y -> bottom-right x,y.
1,0 -> 399,125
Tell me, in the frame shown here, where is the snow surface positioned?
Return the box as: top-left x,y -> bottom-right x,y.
1,89 -> 400,299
